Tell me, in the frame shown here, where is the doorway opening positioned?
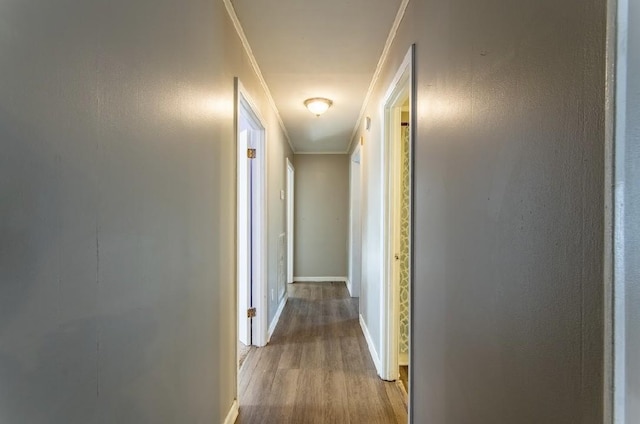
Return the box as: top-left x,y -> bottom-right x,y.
286,158 -> 295,284
381,46 -> 414,413
236,78 -> 268,375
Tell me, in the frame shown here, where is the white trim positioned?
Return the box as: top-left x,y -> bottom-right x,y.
236,79 -> 269,348
611,0 -> 629,422
223,399 -> 239,424
399,352 -> 409,367
222,0 -> 294,153
237,79 -> 268,126
286,158 -> 295,284
294,151 -> 349,155
382,49 -> 413,112
345,277 -> 352,296
380,46 -> 413,382
351,145 -> 362,163
258,125 -> 269,348
359,314 -> 382,376
237,126 -> 251,346
293,276 -> 348,283
268,293 -> 288,342
347,0 -> 411,154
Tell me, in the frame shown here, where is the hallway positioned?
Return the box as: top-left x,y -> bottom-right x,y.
0,0 -> 623,422
237,282 -> 407,424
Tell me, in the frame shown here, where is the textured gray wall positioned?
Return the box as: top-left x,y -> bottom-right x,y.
294,154 -> 349,278
623,0 -> 640,419
0,1 -> 291,422
353,0 -> 606,422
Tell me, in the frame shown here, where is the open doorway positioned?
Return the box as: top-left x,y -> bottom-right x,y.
286,158 -> 295,284
381,46 -> 414,412
236,79 -> 267,374
397,98 -> 411,391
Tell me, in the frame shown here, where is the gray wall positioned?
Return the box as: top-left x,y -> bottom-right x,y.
0,1 -> 292,422
266,93 -> 294,325
621,0 -> 640,419
353,0 -> 606,422
294,154 -> 349,278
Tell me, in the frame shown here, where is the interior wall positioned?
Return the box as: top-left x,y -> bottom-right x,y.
293,154 -> 350,279
352,0 -> 606,422
0,1 -> 291,422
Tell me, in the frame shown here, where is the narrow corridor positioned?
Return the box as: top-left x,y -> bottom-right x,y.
237,282 -> 407,423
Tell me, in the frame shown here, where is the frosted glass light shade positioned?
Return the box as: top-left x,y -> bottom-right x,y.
304,98 -> 333,116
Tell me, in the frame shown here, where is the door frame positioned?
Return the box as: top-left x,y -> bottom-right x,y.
380,45 -> 414,386
235,78 -> 268,348
286,158 -> 295,284
604,0 -> 636,421
348,144 -> 362,297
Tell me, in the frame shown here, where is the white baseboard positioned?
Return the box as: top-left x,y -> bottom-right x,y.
359,314 -> 382,375
223,399 -> 238,424
399,351 -> 409,366
345,277 -> 353,296
293,276 -> 348,283
268,293 -> 288,342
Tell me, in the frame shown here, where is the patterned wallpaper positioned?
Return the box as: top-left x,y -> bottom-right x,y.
399,124 -> 410,357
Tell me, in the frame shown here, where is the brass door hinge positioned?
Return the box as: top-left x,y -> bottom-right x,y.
247,307 -> 257,318
247,148 -> 256,159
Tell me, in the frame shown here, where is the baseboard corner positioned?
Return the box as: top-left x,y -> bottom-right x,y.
268,293 -> 288,342
223,399 -> 238,424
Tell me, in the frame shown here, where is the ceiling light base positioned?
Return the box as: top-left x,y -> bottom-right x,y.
304,97 -> 333,116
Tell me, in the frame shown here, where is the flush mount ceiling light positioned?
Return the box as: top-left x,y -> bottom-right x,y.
304,97 -> 333,116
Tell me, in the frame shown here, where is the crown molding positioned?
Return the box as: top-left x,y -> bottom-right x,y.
223,0 -> 295,153
346,0 -> 410,154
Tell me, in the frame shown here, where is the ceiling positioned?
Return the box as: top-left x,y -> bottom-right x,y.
231,0 -> 403,153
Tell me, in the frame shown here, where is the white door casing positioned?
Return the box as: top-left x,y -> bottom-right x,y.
237,127 -> 251,345
236,78 -> 268,348
380,45 -> 414,386
286,158 -> 295,284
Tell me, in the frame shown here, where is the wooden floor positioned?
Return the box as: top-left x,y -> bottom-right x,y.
237,282 -> 407,424
399,366 -> 409,394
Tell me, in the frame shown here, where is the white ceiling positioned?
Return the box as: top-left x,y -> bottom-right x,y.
231,0 -> 403,153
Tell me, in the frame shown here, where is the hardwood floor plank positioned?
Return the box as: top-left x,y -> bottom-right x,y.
277,340 -> 302,369
300,337 -> 323,370
237,282 -> 407,423
291,368 -> 324,423
256,369 -> 301,424
386,381 -> 409,419
239,347 -> 264,396
321,370 -> 350,423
